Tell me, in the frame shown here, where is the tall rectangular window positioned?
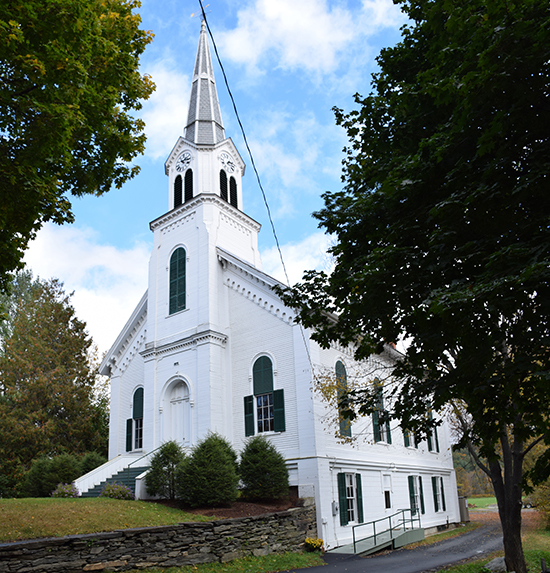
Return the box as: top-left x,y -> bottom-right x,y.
432,476 -> 446,512
373,385 -> 391,444
337,472 -> 364,526
256,393 -> 274,433
408,475 -> 425,516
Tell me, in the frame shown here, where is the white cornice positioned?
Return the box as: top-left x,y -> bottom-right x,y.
217,248 -> 297,326
141,329 -> 228,360
99,291 -> 148,377
150,193 -> 260,233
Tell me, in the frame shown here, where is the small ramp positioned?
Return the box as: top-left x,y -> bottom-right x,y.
327,509 -> 424,556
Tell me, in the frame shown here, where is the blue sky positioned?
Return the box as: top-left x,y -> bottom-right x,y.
24,0 -> 407,355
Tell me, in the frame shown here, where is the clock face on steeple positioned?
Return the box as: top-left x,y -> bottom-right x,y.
175,151 -> 192,172
219,151 -> 236,173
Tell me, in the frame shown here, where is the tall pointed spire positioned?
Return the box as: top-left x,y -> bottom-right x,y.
184,21 -> 225,145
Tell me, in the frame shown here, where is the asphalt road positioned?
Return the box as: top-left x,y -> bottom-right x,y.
285,524 -> 503,573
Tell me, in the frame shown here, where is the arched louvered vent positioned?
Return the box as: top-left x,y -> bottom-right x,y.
184,169 -> 193,203
174,175 -> 182,208
220,170 -> 228,201
230,176 -> 238,208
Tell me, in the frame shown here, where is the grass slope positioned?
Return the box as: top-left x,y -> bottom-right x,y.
0,498 -> 213,542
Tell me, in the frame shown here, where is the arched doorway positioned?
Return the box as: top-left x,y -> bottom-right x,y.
162,379 -> 191,445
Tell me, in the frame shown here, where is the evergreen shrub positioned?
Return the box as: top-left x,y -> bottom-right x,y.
239,435 -> 289,501
21,454 -> 81,497
79,452 -> 107,476
21,451 -> 107,497
176,433 -> 238,507
145,440 -> 185,500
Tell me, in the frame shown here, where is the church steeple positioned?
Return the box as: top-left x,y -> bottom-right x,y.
184,21 -> 225,145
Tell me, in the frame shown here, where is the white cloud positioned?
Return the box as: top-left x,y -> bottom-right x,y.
261,231 -> 334,286
24,224 -> 150,356
219,0 -> 353,74
141,60 -> 191,160
218,0 -> 405,76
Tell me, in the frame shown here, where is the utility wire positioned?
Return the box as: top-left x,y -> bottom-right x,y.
198,1 -> 313,369
199,1 -> 291,289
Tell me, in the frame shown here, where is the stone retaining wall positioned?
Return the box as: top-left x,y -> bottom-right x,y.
0,503 -> 316,573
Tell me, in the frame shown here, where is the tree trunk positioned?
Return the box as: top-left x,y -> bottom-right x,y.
488,429 -> 527,573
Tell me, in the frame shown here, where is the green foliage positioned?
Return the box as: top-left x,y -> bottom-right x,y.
239,436 -> 289,501
276,2 -> 550,571
0,276 -> 109,494
99,482 -> 135,500
176,433 -> 239,508
145,441 -> 186,500
22,454 -> 81,498
0,0 -> 154,292
21,451 -> 105,498
79,452 -> 107,476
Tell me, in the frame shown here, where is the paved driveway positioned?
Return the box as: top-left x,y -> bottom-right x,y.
284,523 -> 503,573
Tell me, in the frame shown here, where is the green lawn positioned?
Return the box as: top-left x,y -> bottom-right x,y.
467,496 -> 497,509
0,498 -> 214,542
125,553 -> 325,573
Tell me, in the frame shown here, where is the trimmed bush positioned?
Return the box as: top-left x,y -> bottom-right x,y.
99,482 -> 134,500
146,440 -> 185,500
176,433 -> 238,507
21,454 -> 81,498
239,435 -> 289,501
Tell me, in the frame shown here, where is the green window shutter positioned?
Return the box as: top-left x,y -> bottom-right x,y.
432,476 -> 439,512
126,419 -> 133,452
440,478 -> 446,511
184,169 -> 193,202
273,389 -> 286,432
253,356 -> 273,395
337,473 -> 348,526
408,475 -> 417,516
229,176 -> 238,208
169,248 -> 186,314
427,432 -> 433,451
133,388 -> 144,419
386,420 -> 392,444
373,410 -> 381,442
336,361 -> 351,437
434,427 -> 440,452
220,170 -> 228,201
356,473 -> 364,523
419,476 -> 425,514
404,431 -> 410,448
174,175 -> 182,207
244,395 -> 254,437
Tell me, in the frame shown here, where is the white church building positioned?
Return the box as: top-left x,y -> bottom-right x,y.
78,22 -> 460,550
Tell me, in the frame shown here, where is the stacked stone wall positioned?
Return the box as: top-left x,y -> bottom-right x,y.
0,504 -> 316,573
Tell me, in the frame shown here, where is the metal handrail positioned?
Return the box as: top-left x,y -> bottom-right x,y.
352,508 -> 422,554
123,446 -> 163,488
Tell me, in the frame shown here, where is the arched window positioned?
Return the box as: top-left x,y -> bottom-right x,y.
126,387 -> 144,451
174,175 -> 182,208
220,170 -> 228,201
184,169 -> 193,202
336,361 -> 351,437
169,247 -> 186,315
244,356 -> 285,436
229,176 -> 238,208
